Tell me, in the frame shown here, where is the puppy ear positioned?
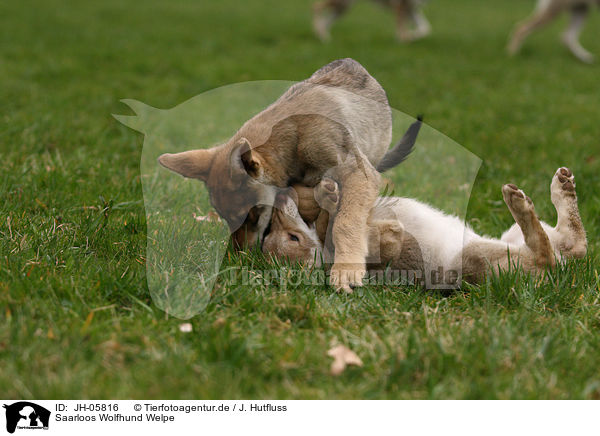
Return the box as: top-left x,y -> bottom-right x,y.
230,137 -> 263,179
158,148 -> 217,181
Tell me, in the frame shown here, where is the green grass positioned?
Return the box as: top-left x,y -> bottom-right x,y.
1,0 -> 599,399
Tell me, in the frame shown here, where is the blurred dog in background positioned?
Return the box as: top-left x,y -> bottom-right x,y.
312,0 -> 431,43
508,0 -> 598,63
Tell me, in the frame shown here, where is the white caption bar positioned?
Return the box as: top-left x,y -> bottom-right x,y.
0,400 -> 596,435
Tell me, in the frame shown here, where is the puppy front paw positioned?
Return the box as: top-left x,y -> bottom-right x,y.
315,177 -> 340,214
552,167 -> 575,191
329,262 -> 366,293
502,183 -> 534,216
551,167 -> 577,206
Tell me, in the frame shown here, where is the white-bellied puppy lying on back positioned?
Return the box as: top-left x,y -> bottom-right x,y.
313,0 -> 431,43
263,168 -> 587,290
508,0 -> 599,63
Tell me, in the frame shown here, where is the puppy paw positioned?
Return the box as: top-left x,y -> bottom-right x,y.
315,177 -> 340,214
329,262 -> 366,294
553,167 -> 575,191
502,183 -> 534,217
551,167 -> 577,206
380,221 -> 404,235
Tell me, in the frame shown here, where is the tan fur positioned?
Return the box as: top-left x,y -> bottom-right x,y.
261,193 -> 322,265
264,168 -> 587,290
458,184 -> 556,284
158,59 -> 393,292
313,178 -> 425,276
508,0 -> 599,63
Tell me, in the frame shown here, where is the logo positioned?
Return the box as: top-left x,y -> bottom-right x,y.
3,402 -> 50,434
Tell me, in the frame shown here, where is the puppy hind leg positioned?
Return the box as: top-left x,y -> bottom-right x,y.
561,4 -> 594,63
457,240 -> 538,285
458,242 -> 511,285
366,219 -> 405,266
502,184 -> 555,268
550,167 -> 587,258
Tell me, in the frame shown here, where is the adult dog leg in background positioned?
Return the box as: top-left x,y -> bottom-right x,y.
410,6 -> 432,40
508,0 -> 562,56
561,3 -> 594,63
313,0 -> 430,43
395,0 -> 430,42
312,0 -> 354,41
508,0 -> 596,63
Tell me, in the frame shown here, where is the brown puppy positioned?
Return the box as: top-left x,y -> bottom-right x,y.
263,117 -> 421,274
158,59 -> 394,292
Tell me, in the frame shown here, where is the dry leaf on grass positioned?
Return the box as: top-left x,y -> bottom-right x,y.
179,323 -> 193,333
193,211 -> 221,222
327,345 -> 363,375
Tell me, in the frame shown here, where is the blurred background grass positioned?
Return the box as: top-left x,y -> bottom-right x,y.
0,0 -> 599,399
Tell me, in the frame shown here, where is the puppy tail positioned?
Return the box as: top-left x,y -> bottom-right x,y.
376,115 -> 423,173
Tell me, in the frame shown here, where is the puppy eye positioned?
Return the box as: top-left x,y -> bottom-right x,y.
289,234 -> 299,242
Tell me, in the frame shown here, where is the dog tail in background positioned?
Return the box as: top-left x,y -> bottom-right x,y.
376,115 -> 423,173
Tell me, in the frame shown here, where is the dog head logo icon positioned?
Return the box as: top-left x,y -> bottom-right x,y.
3,402 -> 50,434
